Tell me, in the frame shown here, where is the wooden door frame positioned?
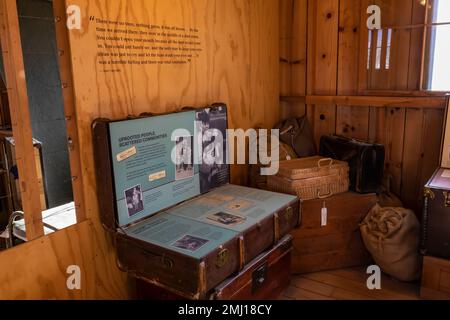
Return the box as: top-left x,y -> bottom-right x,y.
0,0 -> 44,240
0,0 -> 87,241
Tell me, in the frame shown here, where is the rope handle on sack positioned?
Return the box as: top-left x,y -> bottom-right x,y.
318,158 -> 334,168
367,207 -> 404,252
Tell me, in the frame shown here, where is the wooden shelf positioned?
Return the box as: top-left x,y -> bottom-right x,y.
280,95 -> 306,103
280,95 -> 448,109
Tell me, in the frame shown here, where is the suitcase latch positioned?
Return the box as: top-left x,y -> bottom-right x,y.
424,187 -> 435,199
216,248 -> 229,268
252,263 -> 268,293
443,191 -> 450,207
286,206 -> 293,220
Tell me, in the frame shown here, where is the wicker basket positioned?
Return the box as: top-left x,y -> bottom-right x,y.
267,156 -> 349,200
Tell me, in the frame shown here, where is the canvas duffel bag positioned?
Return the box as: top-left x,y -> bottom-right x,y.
274,116 -> 316,158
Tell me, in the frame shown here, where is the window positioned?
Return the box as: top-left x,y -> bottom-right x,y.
427,0 -> 450,91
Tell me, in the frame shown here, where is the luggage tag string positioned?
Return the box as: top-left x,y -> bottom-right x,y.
321,201 -> 328,227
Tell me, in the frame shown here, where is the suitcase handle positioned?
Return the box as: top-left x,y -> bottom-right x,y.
318,158 -> 333,168
317,189 -> 333,199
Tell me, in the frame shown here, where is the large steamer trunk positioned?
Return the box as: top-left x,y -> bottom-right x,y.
92,104 -> 300,299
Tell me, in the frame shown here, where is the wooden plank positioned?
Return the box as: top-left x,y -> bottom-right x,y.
336,106 -> 370,140
290,276 -> 335,297
291,0 -> 308,97
280,0 -> 293,97
52,0 -> 86,222
357,0 -> 369,93
304,271 -> 415,300
368,106 -> 380,143
0,0 -> 282,299
385,107 -> 406,195
283,284 -> 334,300
421,256 -> 450,300
303,272 -> 375,300
401,108 -> 425,213
306,0 -> 339,95
306,95 -> 447,108
281,100 -> 306,120
59,0 -> 281,219
313,104 -> 336,147
408,0 -> 426,90
331,267 -> 420,298
336,0 -> 367,140
0,0 -> 44,239
337,0 -> 361,95
281,95 -> 447,108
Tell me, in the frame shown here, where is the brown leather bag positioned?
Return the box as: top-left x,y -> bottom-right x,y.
274,116 -> 316,158
248,126 -> 298,189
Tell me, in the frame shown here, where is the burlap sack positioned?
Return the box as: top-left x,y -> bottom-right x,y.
360,204 -> 421,282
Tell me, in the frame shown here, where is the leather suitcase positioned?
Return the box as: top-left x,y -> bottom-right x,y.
319,135 -> 385,194
134,235 -> 293,300
422,168 -> 450,259
92,104 -> 300,299
291,192 -> 376,274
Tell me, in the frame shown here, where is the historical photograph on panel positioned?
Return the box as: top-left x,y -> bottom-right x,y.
125,184 -> 144,217
172,234 -> 209,252
207,212 -> 246,226
175,136 -> 194,180
196,105 -> 229,194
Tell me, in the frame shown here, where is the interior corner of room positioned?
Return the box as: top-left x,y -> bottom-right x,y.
0,0 -> 449,301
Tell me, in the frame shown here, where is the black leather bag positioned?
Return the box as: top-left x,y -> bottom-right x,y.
274,116 -> 316,158
319,135 -> 385,194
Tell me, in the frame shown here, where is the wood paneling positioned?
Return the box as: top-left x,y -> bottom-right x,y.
291,0 -> 307,97
421,256 -> 450,300
307,0 -> 339,95
282,266 -> 420,300
291,193 -> 376,274
338,0 -> 361,95
0,0 -> 44,240
286,0 -> 445,215
62,0 -> 279,190
0,220 -> 128,299
53,0 -> 86,222
280,0 -> 307,119
280,0 -> 293,97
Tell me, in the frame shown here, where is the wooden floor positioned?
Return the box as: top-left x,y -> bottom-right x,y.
281,267 -> 421,300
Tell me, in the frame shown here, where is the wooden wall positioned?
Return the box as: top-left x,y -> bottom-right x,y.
0,0 -> 280,299
281,0 -> 446,214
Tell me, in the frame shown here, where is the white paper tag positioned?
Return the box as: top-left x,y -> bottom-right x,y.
116,146 -> 137,162
149,170 -> 166,182
321,206 -> 328,227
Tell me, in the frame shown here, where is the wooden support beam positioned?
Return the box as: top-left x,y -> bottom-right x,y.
0,0 -> 44,239
280,95 -> 447,109
52,0 -> 86,223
